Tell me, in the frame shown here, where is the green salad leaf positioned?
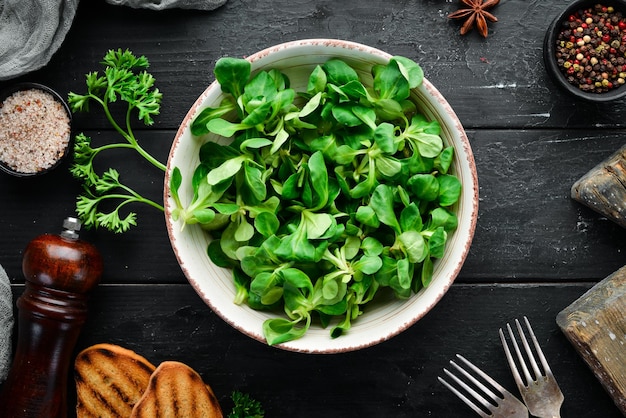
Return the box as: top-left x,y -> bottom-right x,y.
171,55 -> 461,345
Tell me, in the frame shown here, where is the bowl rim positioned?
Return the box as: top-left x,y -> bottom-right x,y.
0,81 -> 73,177
164,38 -> 479,353
543,0 -> 626,102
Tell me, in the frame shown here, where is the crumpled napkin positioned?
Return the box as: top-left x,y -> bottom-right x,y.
0,264 -> 13,383
0,0 -> 227,81
0,0 -> 80,81
105,0 -> 227,11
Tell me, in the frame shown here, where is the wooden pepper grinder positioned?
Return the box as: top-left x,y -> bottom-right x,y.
0,217 -> 103,418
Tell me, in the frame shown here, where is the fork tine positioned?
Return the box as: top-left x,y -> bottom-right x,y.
439,354 -> 529,418
499,327 -> 524,387
454,354 -> 508,398
522,316 -> 555,378
515,318 -> 543,380
502,318 -> 564,418
438,373 -> 491,418
505,321 -> 533,385
439,354 -> 507,418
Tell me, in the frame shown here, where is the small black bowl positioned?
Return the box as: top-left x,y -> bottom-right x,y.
0,82 -> 72,177
544,0 -> 626,102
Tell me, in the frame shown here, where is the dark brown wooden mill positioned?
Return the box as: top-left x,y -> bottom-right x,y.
0,217 -> 103,418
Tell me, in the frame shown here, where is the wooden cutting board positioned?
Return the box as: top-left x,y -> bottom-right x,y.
556,266 -> 626,415
571,143 -> 626,228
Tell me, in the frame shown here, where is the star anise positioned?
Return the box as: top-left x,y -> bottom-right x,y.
448,0 -> 500,38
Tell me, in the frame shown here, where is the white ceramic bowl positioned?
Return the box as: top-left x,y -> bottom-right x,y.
164,39 -> 479,353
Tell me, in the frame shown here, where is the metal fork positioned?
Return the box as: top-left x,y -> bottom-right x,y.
438,354 -> 529,418
499,317 -> 564,418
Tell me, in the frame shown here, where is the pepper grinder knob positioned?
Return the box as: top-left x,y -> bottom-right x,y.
0,217 -> 103,418
61,216 -> 81,240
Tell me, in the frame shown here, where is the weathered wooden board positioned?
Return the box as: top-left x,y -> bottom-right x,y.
571,144 -> 626,229
10,283 -> 624,418
556,266 -> 626,415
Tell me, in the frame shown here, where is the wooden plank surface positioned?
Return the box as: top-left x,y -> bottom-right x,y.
0,0 -> 624,416
1,128 -> 625,284
0,0 -> 625,284
6,0 -> 626,130
7,283 -> 622,418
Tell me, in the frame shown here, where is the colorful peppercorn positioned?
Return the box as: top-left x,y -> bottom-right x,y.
555,4 -> 626,93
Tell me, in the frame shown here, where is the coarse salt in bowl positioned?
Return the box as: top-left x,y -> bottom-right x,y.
164,39 -> 479,353
0,82 -> 72,177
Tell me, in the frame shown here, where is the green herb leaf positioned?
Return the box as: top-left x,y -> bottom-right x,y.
214,57 -> 251,99
398,231 -> 428,264
206,155 -> 247,185
69,49 -> 166,233
370,184 -> 401,234
438,174 -> 462,206
229,390 -> 265,418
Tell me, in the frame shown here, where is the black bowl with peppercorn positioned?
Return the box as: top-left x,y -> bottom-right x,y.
544,0 -> 626,102
0,82 -> 73,177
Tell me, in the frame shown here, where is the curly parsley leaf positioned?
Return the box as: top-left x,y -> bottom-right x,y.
228,391 -> 265,418
68,49 -> 166,233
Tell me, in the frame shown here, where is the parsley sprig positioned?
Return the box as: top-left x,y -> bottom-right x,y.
68,49 -> 166,233
228,391 -> 265,418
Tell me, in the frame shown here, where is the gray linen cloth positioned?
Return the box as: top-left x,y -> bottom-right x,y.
0,0 -> 80,81
106,0 -> 226,11
0,0 -> 227,81
0,264 -> 13,383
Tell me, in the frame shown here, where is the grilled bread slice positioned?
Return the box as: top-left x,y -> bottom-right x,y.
75,343 -> 156,418
130,360 -> 223,418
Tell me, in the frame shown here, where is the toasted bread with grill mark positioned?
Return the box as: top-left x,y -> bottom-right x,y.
130,360 -> 223,418
75,343 -> 156,418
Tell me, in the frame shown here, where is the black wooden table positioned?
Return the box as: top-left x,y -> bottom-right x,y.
1,0 -> 625,416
